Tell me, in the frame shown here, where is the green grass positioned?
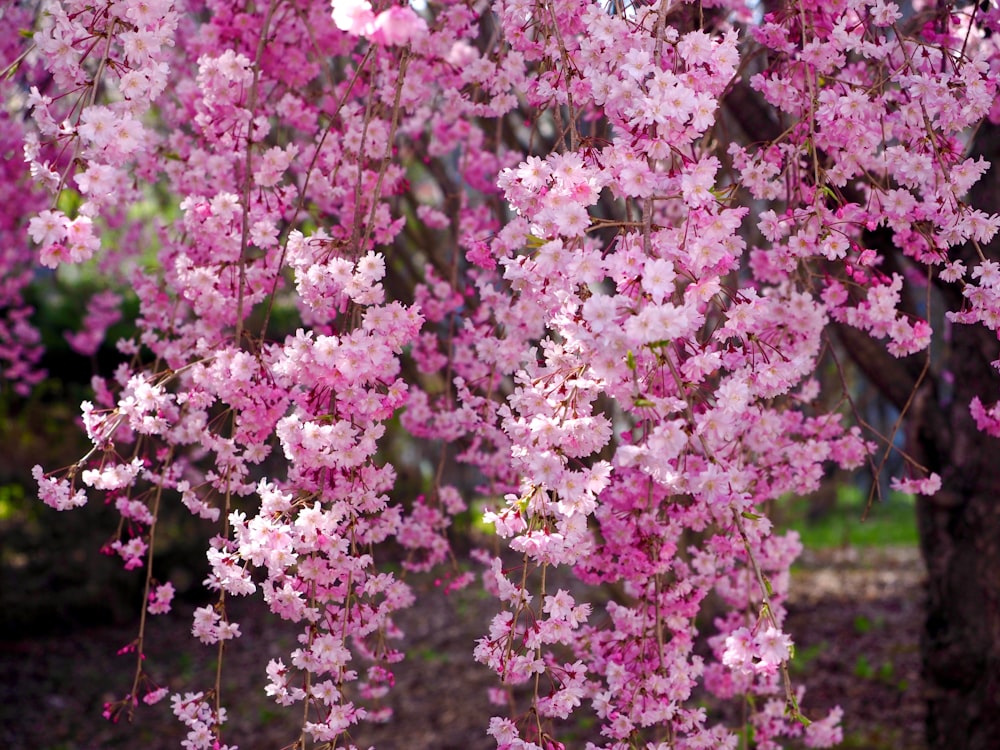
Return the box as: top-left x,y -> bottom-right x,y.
780,484 -> 918,549
0,483 -> 26,521
788,640 -> 829,675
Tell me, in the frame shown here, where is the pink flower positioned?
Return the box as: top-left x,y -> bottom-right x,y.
143,687 -> 169,706
681,157 -> 719,207
14,0 -> 1000,746
805,706 -> 844,747
755,626 -> 792,668
191,605 -> 220,644
78,106 -> 117,148
370,7 -> 427,46
722,626 -> 755,672
890,473 -> 942,496
28,209 -> 69,247
331,0 -> 375,35
32,465 -> 87,511
112,537 -> 148,570
38,243 -> 71,268
148,582 -> 176,614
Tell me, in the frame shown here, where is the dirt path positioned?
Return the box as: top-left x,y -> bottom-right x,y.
787,546 -> 926,749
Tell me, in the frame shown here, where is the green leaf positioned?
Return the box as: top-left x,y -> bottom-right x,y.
56,188 -> 82,217
853,654 -> 874,679
877,660 -> 895,682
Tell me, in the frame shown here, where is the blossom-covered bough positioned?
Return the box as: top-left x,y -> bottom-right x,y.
4,0 -> 1000,747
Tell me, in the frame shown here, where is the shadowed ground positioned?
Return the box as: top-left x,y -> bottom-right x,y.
0,547 -> 924,750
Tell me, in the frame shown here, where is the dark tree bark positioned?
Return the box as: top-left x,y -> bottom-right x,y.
830,122 -> 1000,750
914,337 -> 1000,750
910,120 -> 1000,750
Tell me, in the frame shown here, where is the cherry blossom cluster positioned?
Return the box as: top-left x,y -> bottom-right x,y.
171,692 -> 235,750
7,0 -> 1000,748
0,4 -> 47,395
733,0 -> 1000,353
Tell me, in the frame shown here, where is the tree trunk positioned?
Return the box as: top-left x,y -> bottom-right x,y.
915,327 -> 1000,750
806,108 -> 1000,748
911,119 -> 1000,750
847,122 -> 1000,749
838,261 -> 1000,750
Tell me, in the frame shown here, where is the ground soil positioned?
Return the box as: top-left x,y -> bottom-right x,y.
786,546 -> 925,749
0,546 -> 925,750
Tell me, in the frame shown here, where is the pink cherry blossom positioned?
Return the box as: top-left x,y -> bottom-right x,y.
9,0 -> 1000,746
